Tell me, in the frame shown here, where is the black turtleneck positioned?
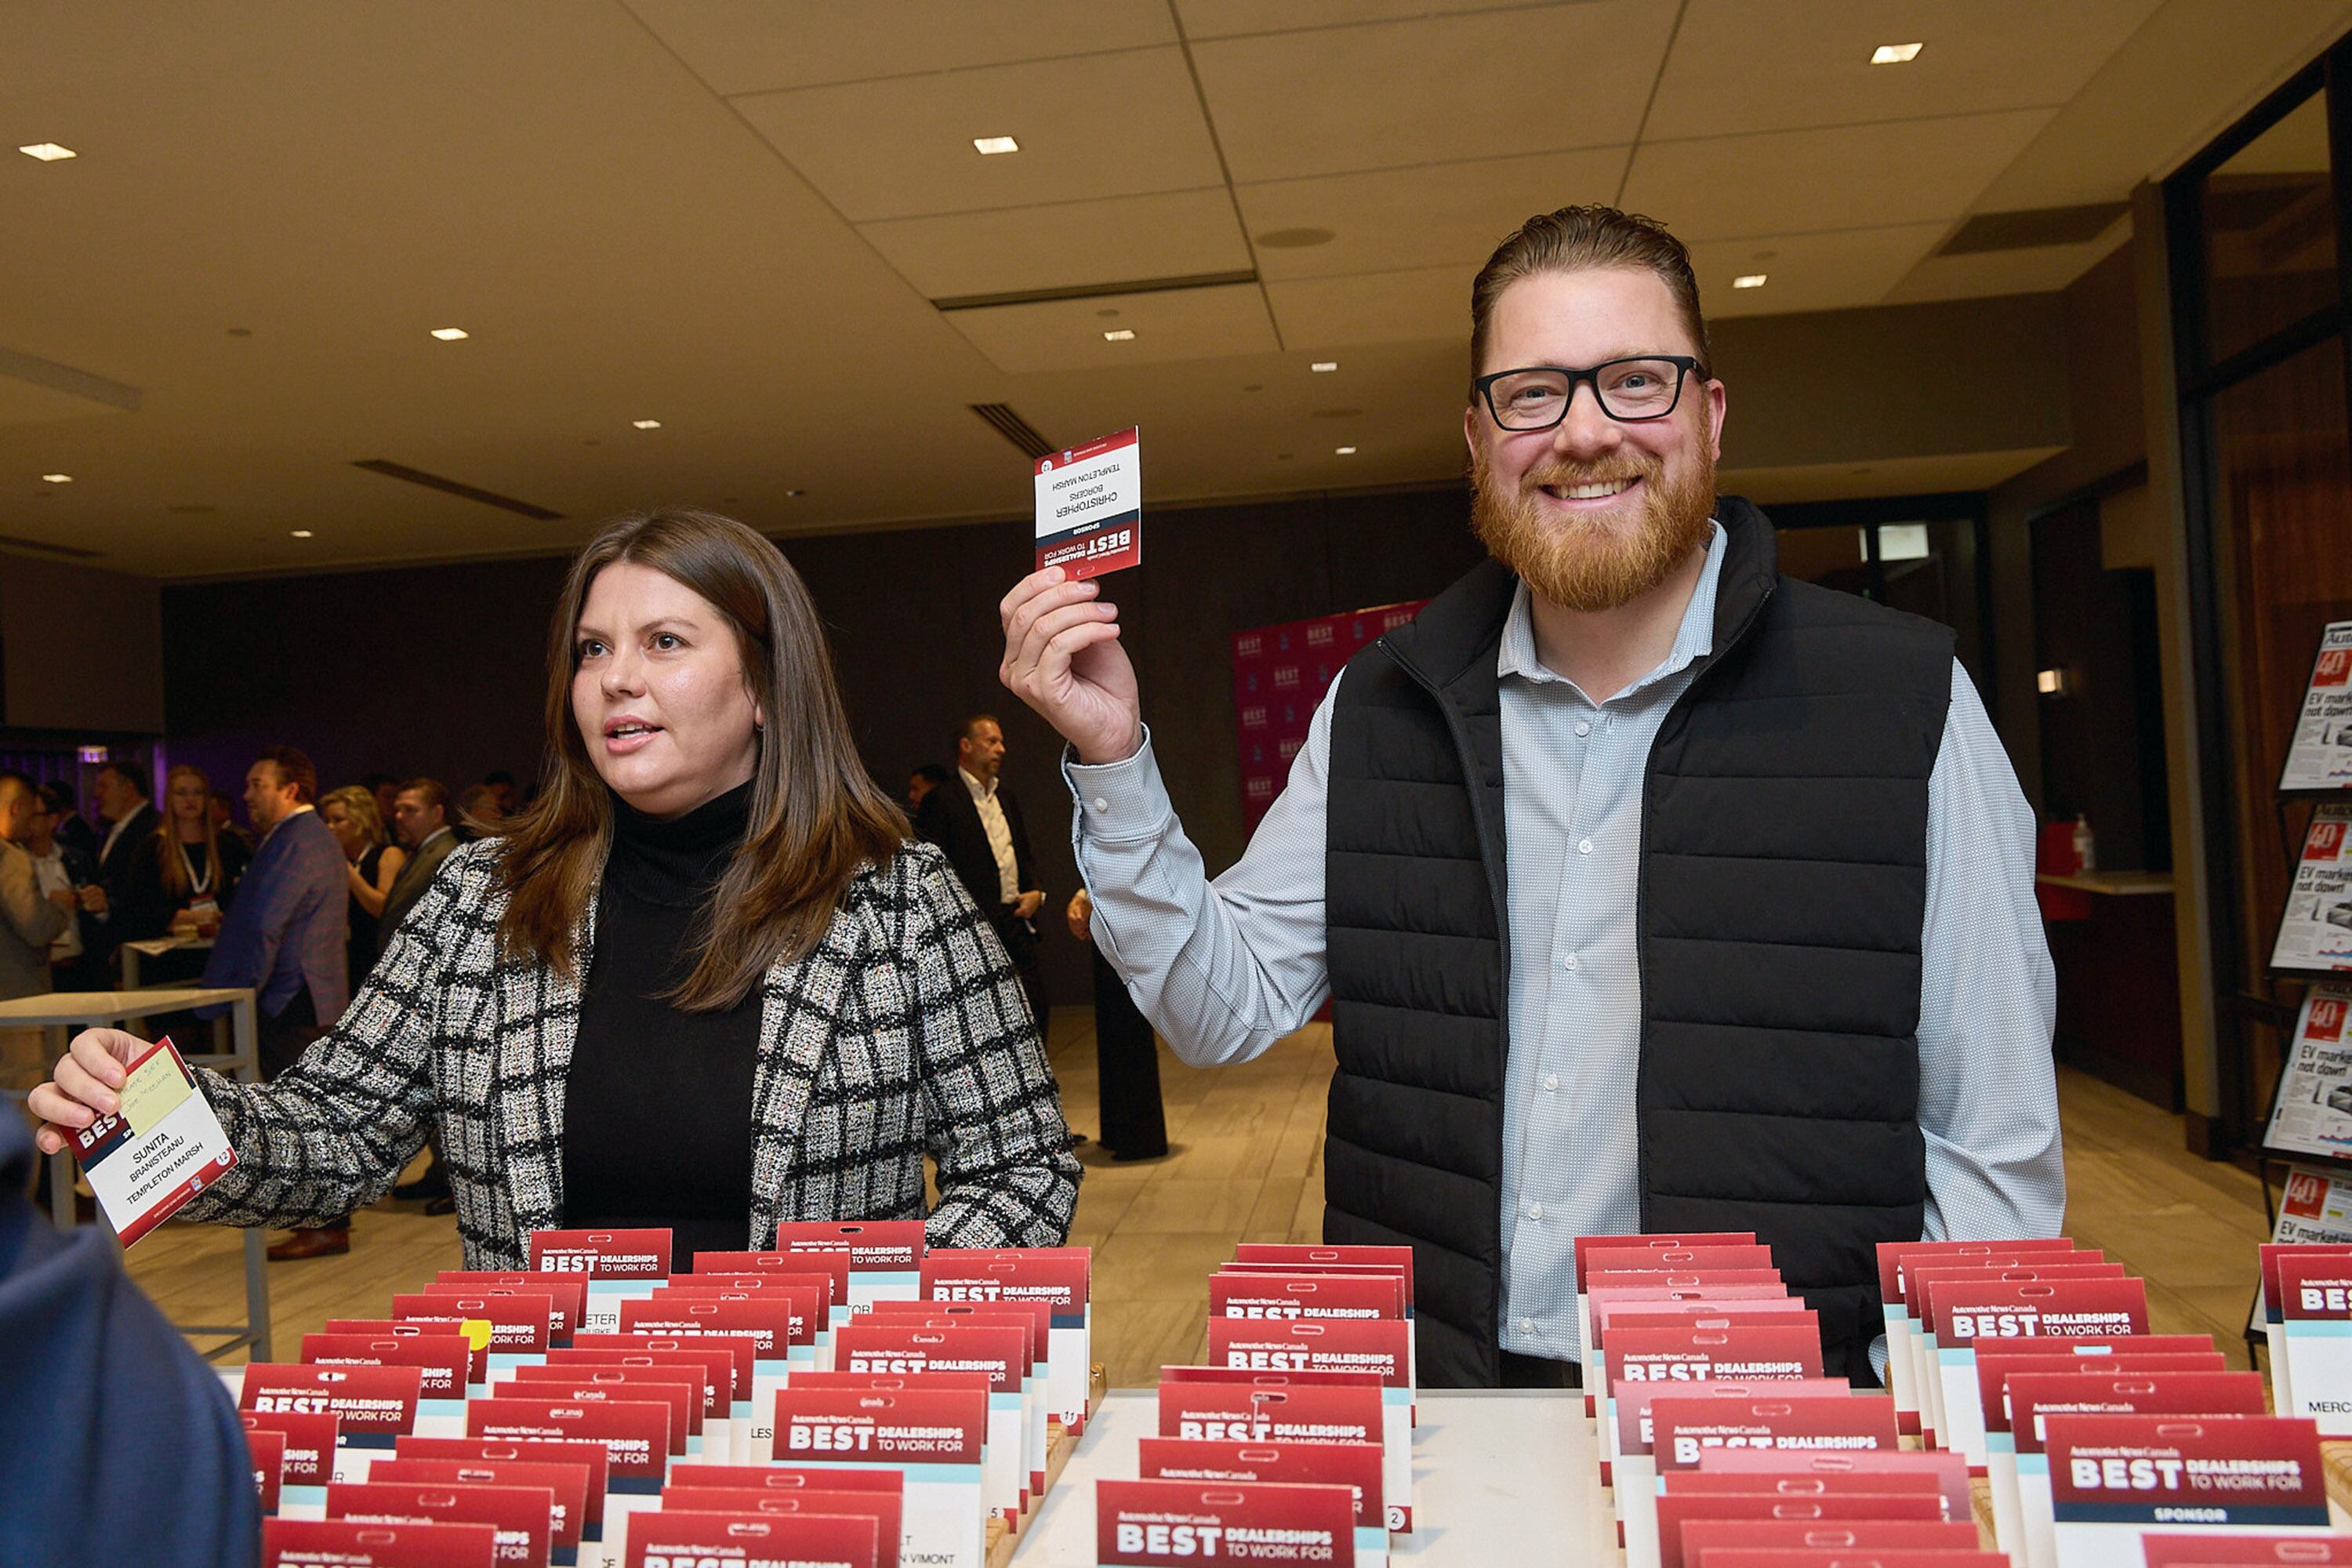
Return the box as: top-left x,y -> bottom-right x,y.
563,780 -> 761,1265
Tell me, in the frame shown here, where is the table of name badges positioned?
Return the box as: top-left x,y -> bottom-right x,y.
1025,1390 -> 1620,1568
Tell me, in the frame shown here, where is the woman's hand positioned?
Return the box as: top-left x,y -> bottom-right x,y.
27,1028 -> 146,1155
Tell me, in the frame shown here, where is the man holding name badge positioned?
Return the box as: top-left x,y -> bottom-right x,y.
997,205 -> 2063,1389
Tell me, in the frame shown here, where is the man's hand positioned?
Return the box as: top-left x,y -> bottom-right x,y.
78,884 -> 107,914
1014,890 -> 1044,920
1065,888 -> 1092,943
999,568 -> 1142,765
46,887 -> 74,913
27,1028 -> 144,1155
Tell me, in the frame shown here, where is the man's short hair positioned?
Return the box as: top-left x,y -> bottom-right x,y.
38,779 -> 74,814
401,777 -> 452,818
953,714 -> 1000,753
913,763 -> 949,786
252,745 -> 318,805
0,769 -> 34,802
95,760 -> 148,797
1468,205 -> 1711,388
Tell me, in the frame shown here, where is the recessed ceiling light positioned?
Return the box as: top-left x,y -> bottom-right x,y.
973,136 -> 1020,155
1733,273 -> 1768,289
785,488 -> 807,498
632,419 -> 662,429
1311,361 -> 1338,372
1871,42 -> 1923,64
430,327 -> 469,341
41,474 -> 71,484
18,143 -> 76,161
1334,445 -> 1357,456
1103,328 -> 1136,342
290,529 -> 314,539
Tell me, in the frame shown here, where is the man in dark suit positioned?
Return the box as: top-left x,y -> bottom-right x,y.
75,762 -> 160,971
382,777 -> 459,938
38,781 -> 98,861
916,715 -> 1051,1035
199,745 -> 352,1260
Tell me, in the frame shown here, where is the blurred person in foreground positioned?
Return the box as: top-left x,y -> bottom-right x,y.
0,772 -> 71,1000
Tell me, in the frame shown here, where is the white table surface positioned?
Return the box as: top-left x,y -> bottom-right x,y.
0,986 -> 251,1024
1021,1389 -> 1618,1568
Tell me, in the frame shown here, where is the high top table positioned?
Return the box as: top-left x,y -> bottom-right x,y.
0,985 -> 269,1361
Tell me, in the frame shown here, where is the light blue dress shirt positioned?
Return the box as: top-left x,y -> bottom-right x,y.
1065,523 -> 2064,1365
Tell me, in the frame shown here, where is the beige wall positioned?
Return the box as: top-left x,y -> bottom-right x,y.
0,551 -> 164,733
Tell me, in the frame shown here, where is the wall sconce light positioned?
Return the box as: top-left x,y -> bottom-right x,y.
2037,667 -> 2070,695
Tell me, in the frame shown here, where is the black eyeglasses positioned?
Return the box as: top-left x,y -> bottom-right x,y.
1473,356 -> 1707,430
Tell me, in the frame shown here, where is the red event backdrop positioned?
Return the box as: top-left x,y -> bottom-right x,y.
1231,599 -> 1427,836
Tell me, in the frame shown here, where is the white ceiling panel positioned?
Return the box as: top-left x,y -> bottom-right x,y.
1235,147 -> 1628,281
1647,0 -> 2165,141
1265,266 -> 1469,350
733,47 -> 1222,222
862,188 -> 1252,302
1623,109 -> 2055,241
1174,0 -> 1607,41
1189,2 -> 1676,183
1687,223 -> 1951,318
1880,221 -> 2132,306
942,282 -> 1279,374
622,0 -> 1177,95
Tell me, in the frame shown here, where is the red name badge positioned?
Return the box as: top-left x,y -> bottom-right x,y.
1669,1508 -> 1969,1568
1204,1319 -> 1410,1386
1209,1272 -> 1406,1323
301,1333 -> 474,1401
663,1276 -> 830,1341
656,1490 -> 902,1568
623,1292 -> 811,1354
241,1363 -> 424,1447
1913,1264 -> 2126,1339
1878,1239 -> 2080,1308
370,1459 -> 591,1558
2010,1374 -> 2270,1454
570,1334 -> 753,1409
1667,1458 -> 1966,1525
1579,1233 -> 1759,1290
2043,1414 -> 2329,1527
396,1436 -> 610,1535
465,1398 -> 671,1492
246,1427 -> 287,1513
771,1388 -> 986,1465
545,1346 -> 736,1414
691,1250 -> 849,1314
2260,1243 -> 2352,1323
498,1371 -> 700,1454
663,1464 -> 902,1496
1974,1340 -> 2225,1434
768,1221 -> 927,1276
328,1319 -> 492,1387
437,1271 -> 590,1341
1156,1382 -> 1384,1447
921,1250 -> 1092,1313
629,1509 -> 878,1568
326,1479 -> 553,1568
1137,1438 -> 1385,1530
2141,1536 -> 2352,1567
1697,1553 -> 1995,1568
1034,428 -> 1142,582
834,1323 -> 1025,1392
244,1409 -> 339,1489
397,1291 -> 555,1356
1618,1377 -> 1858,1460
1610,1322 -> 1825,1385
1232,1244 -> 1414,1311
2278,1254 -> 2352,1319
1096,1478 -> 1353,1568
1926,1277 -> 2150,1345
864,1304 -> 1042,1380
1649,1386 -> 1900,1472
528,1228 -> 673,1279
264,1517 -> 498,1567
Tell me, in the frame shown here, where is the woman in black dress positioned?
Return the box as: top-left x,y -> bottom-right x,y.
321,784 -> 407,982
113,764 -> 251,983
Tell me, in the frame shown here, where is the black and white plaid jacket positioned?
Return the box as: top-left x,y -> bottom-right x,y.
183,837 -> 1081,1267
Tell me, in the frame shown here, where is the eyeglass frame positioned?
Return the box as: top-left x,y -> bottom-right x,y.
1472,354 -> 1710,430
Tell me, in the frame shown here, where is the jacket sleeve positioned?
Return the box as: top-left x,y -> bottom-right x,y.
0,845 -> 66,950
902,844 -> 1081,1247
177,848 -> 469,1229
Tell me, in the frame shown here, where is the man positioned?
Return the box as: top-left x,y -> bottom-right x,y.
77,761 -> 159,931
208,788 -> 256,855
0,773 -> 71,1001
916,716 -> 1050,1033
38,780 -> 98,860
22,791 -> 95,990
382,777 -> 459,937
1000,205 -> 2062,1388
482,769 -> 521,815
199,746 -> 351,1260
363,771 -> 403,829
907,763 -> 949,813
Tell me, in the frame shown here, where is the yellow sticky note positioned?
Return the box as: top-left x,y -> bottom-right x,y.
118,1040 -> 195,1136
459,1319 -> 495,1353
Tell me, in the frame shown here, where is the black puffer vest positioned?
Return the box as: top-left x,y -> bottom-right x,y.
1323,498 -> 1952,1387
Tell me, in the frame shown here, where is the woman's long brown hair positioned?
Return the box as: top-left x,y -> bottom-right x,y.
494,509 -> 908,1010
153,764 -> 225,900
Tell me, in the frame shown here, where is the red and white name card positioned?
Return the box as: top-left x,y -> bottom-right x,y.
627,1293 -> 811,1462
499,1373 -> 699,1460
439,1272 -> 590,1344
264,1517 -> 498,1567
661,1460 -> 902,1568
2274,1253 -> 2352,1433
627,1510 -> 878,1568
1138,1438 -> 1388,1568
303,1333 -> 474,1436
1879,1240 -> 2080,1433
371,1459 -> 590,1566
2140,1535 -> 2352,1567
1612,1377 -> 1864,1558
249,1427 -> 288,1515
1910,1261 -> 2121,1449
398,1291 -> 555,1375
327,1479 -> 554,1568
65,1035 -> 237,1247
691,1251 -> 848,1347
1154,1383 -> 1396,1530
2044,1415 -> 2332,1568
1210,1272 -> 1406,1323
547,1346 -> 740,1462
1231,1245 -> 1411,1308
2012,1374 -> 2273,1568
1696,1550 -> 2001,1568
1203,1320 -> 1410,1530
464,1399 -> 669,1568
1670,1513 -> 1973,1568
2259,1243 -> 2352,1415
1593,1301 -> 1822,1438
658,1488 -> 901,1568
834,1322 -> 1027,1524
866,1304 -> 1046,1504
1603,1322 -> 1825,1481
1674,1452 -> 1969,1523
328,1319 -> 493,1389
1097,1478 -> 1355,1568
668,1276 -> 831,1366
528,1230 -> 673,1334
768,1221 -> 927,1314
243,1363 -> 425,1470
770,1388 -> 987,1568
395,1437 -> 610,1545
1034,428 -> 1142,582
245,1409 -> 339,1518
1926,1276 -> 2148,1469
921,1247 -> 1094,1433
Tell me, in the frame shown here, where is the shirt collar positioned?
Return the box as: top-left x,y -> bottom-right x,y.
959,765 -> 996,803
1497,518 -> 1729,700
260,801 -> 314,844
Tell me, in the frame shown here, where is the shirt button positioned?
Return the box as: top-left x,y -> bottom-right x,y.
1543,1073 -> 1559,1092
1526,1202 -> 1543,1220
1577,838 -> 1594,855
1520,1317 -> 1535,1334
1575,720 -> 1592,738
1563,953 -> 1581,971
1091,797 -> 1109,812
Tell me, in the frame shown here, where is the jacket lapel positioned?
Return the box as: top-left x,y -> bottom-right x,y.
748,884 -> 872,1241
492,892 -> 593,1240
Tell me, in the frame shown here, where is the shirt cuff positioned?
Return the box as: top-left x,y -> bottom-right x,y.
1063,724 -> 1174,843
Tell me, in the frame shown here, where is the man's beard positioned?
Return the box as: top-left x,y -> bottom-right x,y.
1470,441 -> 1716,612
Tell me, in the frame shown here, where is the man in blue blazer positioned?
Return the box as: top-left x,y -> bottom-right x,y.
200,744 -> 352,1258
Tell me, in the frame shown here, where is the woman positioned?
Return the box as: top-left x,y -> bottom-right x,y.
31,510 -> 1080,1263
319,785 -> 407,982
110,764 -> 251,982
